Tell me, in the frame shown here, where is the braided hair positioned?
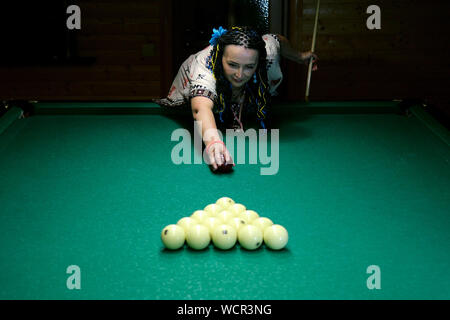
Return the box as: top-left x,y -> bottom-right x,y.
208,26 -> 271,129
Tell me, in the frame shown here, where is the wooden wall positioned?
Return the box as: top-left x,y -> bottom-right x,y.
0,0 -> 171,101
284,0 -> 450,119
1,0 -> 449,123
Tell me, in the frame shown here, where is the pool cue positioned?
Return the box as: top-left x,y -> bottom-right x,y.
305,0 -> 321,102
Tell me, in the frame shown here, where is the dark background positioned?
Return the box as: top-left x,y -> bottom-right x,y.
0,0 -> 449,125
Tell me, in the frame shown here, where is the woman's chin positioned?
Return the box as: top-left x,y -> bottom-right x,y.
231,80 -> 247,88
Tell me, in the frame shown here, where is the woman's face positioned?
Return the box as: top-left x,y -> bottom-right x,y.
222,45 -> 258,88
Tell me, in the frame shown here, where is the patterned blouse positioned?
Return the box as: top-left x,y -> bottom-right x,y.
156,34 -> 283,108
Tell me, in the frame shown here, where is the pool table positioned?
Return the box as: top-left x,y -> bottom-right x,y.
0,100 -> 449,300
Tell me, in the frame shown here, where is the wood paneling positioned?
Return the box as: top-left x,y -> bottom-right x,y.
0,0 -> 169,101
283,0 -> 450,120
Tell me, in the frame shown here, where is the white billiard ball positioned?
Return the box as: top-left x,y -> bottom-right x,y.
237,225 -> 263,250
216,210 -> 234,223
216,197 -> 235,209
251,217 -> 273,233
264,224 -> 288,250
211,224 -> 237,250
239,210 -> 259,223
202,217 -> 222,234
177,217 -> 198,232
185,224 -> 210,250
226,217 -> 247,233
161,224 -> 185,250
204,204 -> 222,217
191,210 -> 208,223
229,203 -> 246,216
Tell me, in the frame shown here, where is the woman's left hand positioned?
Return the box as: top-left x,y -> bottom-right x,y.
300,51 -> 318,71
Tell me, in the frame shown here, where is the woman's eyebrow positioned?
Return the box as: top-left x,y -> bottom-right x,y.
228,60 -> 256,66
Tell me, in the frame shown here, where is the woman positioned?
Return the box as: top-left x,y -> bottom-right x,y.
155,26 -> 317,172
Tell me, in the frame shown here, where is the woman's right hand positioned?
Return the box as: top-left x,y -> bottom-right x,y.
205,141 -> 234,173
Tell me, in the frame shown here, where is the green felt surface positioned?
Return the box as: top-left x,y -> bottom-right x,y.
0,102 -> 449,299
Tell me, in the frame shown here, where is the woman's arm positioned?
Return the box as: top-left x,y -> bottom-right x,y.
191,96 -> 220,145
277,34 -> 318,70
191,96 -> 233,171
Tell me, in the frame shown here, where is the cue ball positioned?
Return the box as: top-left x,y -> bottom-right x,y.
229,203 -> 246,216
216,197 -> 235,209
238,225 -> 263,250
226,217 -> 247,232
251,217 -> 273,233
216,210 -> 234,223
264,225 -> 289,250
186,224 -> 211,250
191,210 -> 208,223
177,217 -> 198,232
211,224 -> 237,250
239,210 -> 259,223
161,224 -> 185,250
204,204 -> 222,217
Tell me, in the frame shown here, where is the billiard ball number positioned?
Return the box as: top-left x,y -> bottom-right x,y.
160,197 -> 288,251
238,225 -> 263,250
211,224 -> 237,250
161,224 -> 185,250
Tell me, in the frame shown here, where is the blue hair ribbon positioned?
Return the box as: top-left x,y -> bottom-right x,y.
209,26 -> 228,46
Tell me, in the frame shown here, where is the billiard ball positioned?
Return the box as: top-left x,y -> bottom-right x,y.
161,224 -> 185,250
211,224 -> 237,250
202,217 -> 222,234
216,210 -> 234,223
177,217 -> 198,232
191,210 -> 208,223
264,224 -> 288,250
226,217 -> 247,232
239,210 -> 259,223
229,203 -> 246,216
251,217 -> 273,233
204,204 -> 222,217
237,225 -> 263,250
216,197 -> 235,209
185,224 -> 211,250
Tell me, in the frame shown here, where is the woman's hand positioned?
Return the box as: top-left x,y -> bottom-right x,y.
205,141 -> 234,173
300,51 -> 319,71
277,35 -> 319,71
